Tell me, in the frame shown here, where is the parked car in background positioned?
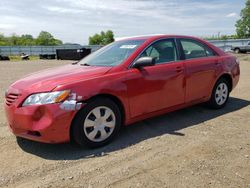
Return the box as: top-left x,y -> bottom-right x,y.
231,41 -> 250,53
4,35 -> 240,148
0,55 -> 10,61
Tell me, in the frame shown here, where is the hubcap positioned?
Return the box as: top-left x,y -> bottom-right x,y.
215,83 -> 228,105
83,106 -> 116,142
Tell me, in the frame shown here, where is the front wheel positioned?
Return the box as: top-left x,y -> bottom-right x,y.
71,97 -> 122,148
207,78 -> 230,109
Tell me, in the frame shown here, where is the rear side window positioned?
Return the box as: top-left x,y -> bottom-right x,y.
140,39 -> 177,64
180,39 -> 215,60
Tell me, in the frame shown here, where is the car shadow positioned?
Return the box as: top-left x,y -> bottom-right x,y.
17,97 -> 250,160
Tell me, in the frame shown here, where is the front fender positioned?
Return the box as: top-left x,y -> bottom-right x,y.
53,71 -> 131,124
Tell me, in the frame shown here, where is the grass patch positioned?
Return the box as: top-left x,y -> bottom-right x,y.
234,53 -> 250,62
8,55 -> 39,61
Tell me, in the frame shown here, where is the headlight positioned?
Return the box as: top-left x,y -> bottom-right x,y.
22,90 -> 70,107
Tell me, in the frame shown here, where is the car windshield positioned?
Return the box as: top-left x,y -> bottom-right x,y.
79,39 -> 146,66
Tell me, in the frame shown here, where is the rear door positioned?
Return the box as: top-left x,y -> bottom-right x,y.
178,38 -> 221,103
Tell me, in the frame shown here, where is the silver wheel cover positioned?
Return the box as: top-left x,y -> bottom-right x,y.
215,83 -> 228,105
83,106 -> 116,142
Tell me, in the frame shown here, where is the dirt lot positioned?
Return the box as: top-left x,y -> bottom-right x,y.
0,55 -> 249,188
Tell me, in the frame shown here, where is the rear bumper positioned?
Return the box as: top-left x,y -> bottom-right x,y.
4,103 -> 78,143
232,64 -> 240,90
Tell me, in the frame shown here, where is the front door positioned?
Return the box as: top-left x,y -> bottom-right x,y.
125,39 -> 185,118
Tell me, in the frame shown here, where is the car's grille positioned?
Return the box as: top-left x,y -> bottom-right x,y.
5,93 -> 19,106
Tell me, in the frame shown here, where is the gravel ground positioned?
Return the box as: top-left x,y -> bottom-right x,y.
0,55 -> 249,188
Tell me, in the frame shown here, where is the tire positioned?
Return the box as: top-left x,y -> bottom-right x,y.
71,97 -> 122,148
234,48 -> 240,54
207,78 -> 230,109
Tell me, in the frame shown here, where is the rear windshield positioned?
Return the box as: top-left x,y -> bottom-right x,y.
79,39 -> 145,66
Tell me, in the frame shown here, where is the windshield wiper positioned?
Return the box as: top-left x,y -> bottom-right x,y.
80,63 -> 90,66
71,61 -> 78,65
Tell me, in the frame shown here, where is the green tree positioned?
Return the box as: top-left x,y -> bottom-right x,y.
36,31 -> 63,45
236,0 -> 250,38
89,30 -> 114,45
220,35 -> 228,40
19,34 -> 35,45
0,34 -> 8,45
0,32 -> 63,46
9,34 -> 19,45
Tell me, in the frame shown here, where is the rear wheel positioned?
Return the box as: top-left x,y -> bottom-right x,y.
207,78 -> 229,109
71,97 -> 121,148
234,48 -> 240,54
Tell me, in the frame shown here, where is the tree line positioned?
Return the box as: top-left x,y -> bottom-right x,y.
88,30 -> 114,45
236,0 -> 250,39
0,31 -> 62,46
0,0 -> 249,46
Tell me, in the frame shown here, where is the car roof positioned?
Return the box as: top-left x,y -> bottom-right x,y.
116,34 -> 202,41
116,34 -> 226,56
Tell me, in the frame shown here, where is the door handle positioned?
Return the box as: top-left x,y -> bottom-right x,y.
215,59 -> 223,65
176,66 -> 184,72
215,62 -> 221,66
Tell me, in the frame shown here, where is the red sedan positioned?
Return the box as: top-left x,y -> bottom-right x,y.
4,35 -> 240,147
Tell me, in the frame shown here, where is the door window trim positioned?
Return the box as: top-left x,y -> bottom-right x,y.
129,38 -> 181,69
177,38 -> 218,61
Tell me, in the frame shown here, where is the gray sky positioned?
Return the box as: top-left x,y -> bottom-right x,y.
0,0 -> 245,44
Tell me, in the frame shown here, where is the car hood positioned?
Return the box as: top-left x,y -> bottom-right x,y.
9,64 -> 112,93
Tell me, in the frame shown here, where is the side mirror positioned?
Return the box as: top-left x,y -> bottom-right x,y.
132,57 -> 155,68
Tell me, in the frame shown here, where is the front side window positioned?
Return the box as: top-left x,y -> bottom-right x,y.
79,39 -> 145,66
140,39 -> 177,64
180,39 -> 215,59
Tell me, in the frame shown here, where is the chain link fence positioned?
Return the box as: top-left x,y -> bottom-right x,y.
209,38 -> 250,51
0,45 -> 102,56
0,39 -> 249,56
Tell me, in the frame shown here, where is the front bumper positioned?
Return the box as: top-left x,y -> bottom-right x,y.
4,102 -> 78,143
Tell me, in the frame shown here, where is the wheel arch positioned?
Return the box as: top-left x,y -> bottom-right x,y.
69,93 -> 126,142
234,47 -> 241,53
84,94 -> 126,123
217,73 -> 233,92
